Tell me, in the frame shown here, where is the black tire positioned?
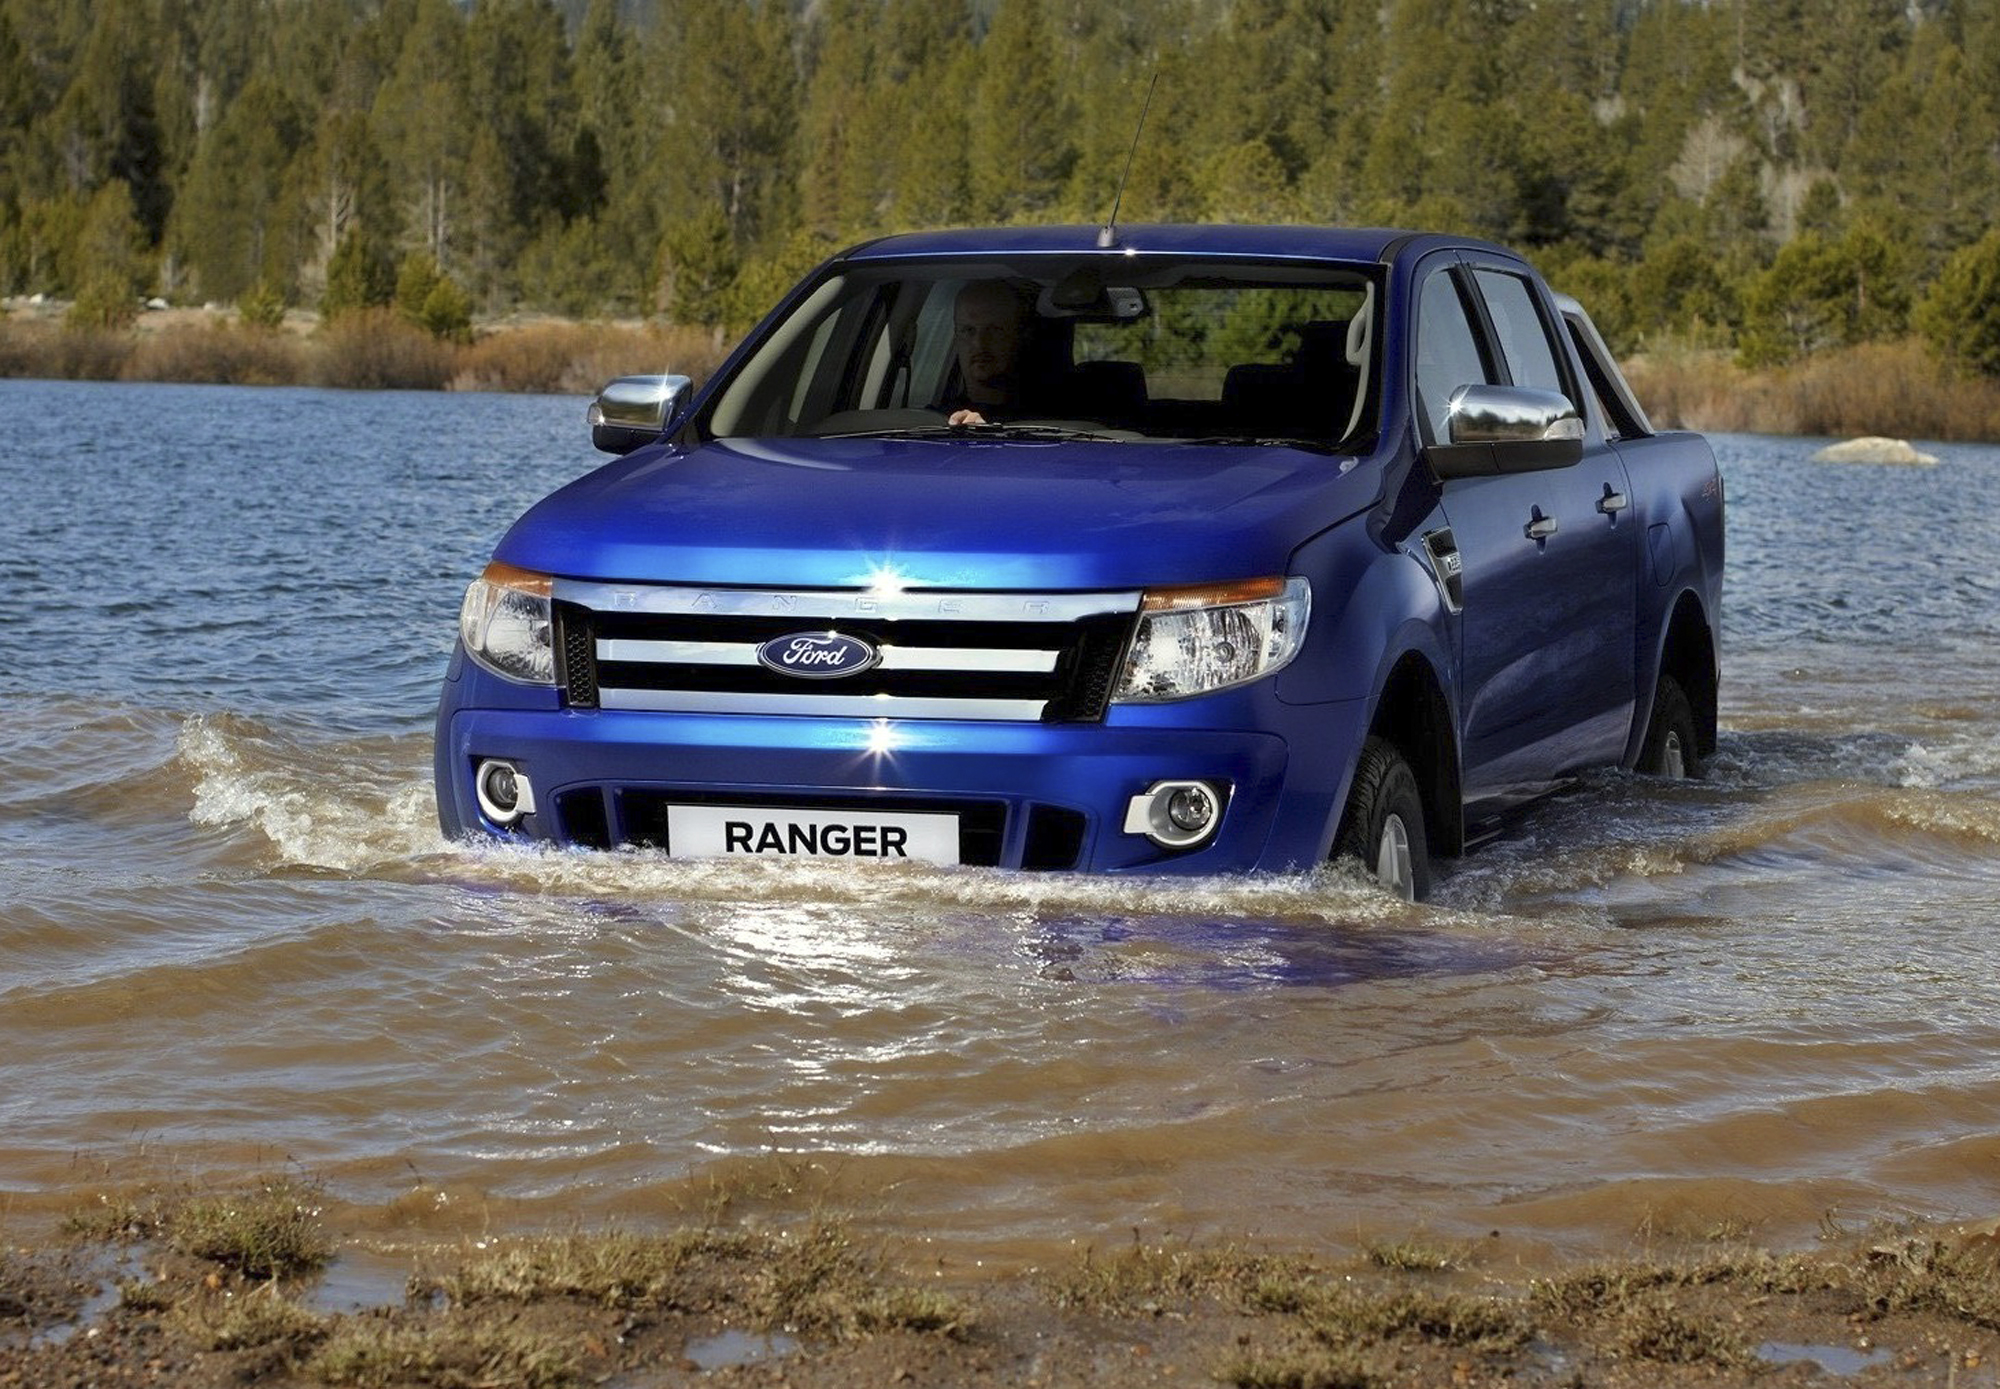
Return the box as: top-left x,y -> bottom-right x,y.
1637,674 -> 1704,779
1333,736 -> 1431,901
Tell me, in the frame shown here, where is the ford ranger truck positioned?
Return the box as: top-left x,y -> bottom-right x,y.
435,225 -> 1722,900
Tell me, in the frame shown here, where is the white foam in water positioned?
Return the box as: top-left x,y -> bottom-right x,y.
172,711 -> 1467,927
179,713 -> 450,872
1893,731 -> 2000,792
444,834 -> 1444,926
177,701 -> 2000,926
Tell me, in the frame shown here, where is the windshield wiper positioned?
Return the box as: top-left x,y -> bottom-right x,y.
1172,434 -> 1347,454
825,422 -> 1129,443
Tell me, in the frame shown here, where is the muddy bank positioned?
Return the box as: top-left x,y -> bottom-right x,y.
4,1176 -> 1998,1388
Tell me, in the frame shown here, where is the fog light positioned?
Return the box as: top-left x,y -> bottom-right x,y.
1122,779 -> 1227,851
475,759 -> 536,825
1166,784 -> 1215,834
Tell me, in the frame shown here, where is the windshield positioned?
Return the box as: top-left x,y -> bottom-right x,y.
705,255 -> 1377,448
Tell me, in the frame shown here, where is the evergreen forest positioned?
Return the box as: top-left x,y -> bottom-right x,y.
6,0 -> 2000,374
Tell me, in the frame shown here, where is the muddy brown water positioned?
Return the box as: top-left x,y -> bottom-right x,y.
3,380 -> 1996,1268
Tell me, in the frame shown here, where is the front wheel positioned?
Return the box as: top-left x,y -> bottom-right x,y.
1637,674 -> 1704,779
1333,737 -> 1431,902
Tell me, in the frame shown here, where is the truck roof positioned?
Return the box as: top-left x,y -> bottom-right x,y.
840,224 -> 1513,265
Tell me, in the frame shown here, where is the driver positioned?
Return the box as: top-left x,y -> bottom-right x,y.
942,279 -> 1034,425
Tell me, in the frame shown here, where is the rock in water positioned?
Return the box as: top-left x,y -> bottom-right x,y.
1811,436 -> 1939,466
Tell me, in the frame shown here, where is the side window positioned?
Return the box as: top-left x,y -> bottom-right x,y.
789,309 -> 844,423
1564,313 -> 1647,440
1473,270 -> 1568,400
1414,269 -> 1493,445
905,281 -> 962,407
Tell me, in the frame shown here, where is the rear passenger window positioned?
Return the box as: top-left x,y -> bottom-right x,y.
1564,315 -> 1646,440
1474,270 -> 1567,401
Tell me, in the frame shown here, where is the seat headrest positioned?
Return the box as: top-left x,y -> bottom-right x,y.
1073,359 -> 1146,395
1296,319 -> 1345,361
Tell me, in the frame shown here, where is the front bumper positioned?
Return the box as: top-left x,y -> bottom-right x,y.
435,662 -> 1368,874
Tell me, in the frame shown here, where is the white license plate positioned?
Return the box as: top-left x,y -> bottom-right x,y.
665,805 -> 960,865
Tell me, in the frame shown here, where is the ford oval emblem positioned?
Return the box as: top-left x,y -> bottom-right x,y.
756,631 -> 880,679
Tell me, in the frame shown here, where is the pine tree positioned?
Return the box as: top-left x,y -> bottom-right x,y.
321,225 -> 394,320
796,0 -> 874,238
1738,233 -> 1853,366
967,0 -> 1072,222
396,250 -> 470,340
659,0 -> 796,247
1914,230 -> 2000,376
0,9 -> 33,210
462,0 -> 575,299
657,204 -> 737,328
30,0 -> 169,233
171,75 -> 306,303
371,0 -> 472,270
290,111 -> 395,308
572,0 -> 640,184
66,178 -> 147,325
1797,0 -> 1905,169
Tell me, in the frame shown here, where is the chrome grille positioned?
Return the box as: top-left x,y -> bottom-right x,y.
551,582 -> 1140,722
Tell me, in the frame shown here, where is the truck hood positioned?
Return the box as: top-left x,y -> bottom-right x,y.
497,435 -> 1384,590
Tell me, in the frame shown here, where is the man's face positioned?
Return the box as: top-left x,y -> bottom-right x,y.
953,284 -> 1025,402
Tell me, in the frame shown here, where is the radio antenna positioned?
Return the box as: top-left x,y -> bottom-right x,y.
1098,69 -> 1159,249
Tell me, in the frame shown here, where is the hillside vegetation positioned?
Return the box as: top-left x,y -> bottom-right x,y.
4,0 -> 2000,409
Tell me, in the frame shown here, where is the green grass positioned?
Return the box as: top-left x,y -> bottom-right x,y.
1215,1349 -> 1380,1389
179,1287 -> 330,1351
1606,1293 -> 1751,1367
167,1179 -> 333,1279
115,1277 -> 174,1312
1856,1237 -> 2000,1331
311,1316 -> 581,1389
432,1229 -> 728,1307
63,1191 -> 165,1241
1359,1237 -> 1468,1273
433,1221 -> 970,1342
1045,1240 -> 1311,1314
742,1220 -> 971,1339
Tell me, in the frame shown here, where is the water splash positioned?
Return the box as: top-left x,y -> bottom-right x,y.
179,712 -> 446,872
174,709 -> 1467,928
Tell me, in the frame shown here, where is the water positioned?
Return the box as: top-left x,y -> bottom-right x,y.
3,378 -> 1997,1269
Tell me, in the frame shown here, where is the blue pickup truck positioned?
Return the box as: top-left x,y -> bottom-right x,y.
435,225 -> 1722,900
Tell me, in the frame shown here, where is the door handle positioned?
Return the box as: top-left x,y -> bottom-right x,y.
1597,485 -> 1628,515
1524,509 -> 1558,541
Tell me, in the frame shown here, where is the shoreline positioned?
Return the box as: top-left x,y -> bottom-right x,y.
0,302 -> 731,397
7,303 -> 2000,443
4,1172 -> 1998,1387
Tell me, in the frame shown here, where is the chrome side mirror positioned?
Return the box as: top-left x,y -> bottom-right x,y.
589,374 -> 692,455
1429,384 -> 1584,479
1447,384 -> 1583,445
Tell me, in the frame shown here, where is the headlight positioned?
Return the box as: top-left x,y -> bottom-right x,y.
1112,576 -> 1311,702
459,561 -> 556,684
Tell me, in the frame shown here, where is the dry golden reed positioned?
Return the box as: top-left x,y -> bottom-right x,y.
124,325 -> 307,386
0,321 -> 133,380
10,312 -> 2000,445
0,313 -> 731,397
1626,338 -> 2000,442
310,310 -> 459,391
449,321 -> 729,395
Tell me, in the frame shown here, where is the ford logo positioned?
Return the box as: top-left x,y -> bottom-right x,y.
756,631 -> 880,679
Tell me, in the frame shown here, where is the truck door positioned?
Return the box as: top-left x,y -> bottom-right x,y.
1415,260 -> 1639,811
